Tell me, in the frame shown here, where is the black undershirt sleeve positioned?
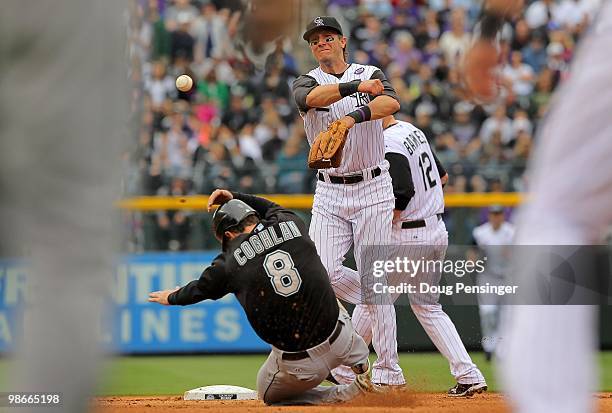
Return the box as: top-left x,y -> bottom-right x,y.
369,69 -> 400,104
432,151 -> 447,178
292,75 -> 319,113
385,152 -> 415,210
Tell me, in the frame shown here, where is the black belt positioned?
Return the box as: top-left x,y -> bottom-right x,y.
318,167 -> 381,184
401,214 -> 443,229
281,320 -> 344,361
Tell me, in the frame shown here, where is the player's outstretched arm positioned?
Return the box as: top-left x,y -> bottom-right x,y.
151,255 -> 231,306
148,287 -> 180,305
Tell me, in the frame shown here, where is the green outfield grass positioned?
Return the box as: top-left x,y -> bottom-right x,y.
94,351 -> 612,396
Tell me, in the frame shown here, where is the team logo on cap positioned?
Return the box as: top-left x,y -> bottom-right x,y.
314,17 -> 324,26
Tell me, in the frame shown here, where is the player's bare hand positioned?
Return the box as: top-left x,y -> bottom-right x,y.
358,79 -> 384,96
462,40 -> 500,103
441,173 -> 449,187
148,286 -> 180,305
207,189 -> 233,212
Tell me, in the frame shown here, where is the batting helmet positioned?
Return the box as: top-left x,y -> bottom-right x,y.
212,199 -> 259,242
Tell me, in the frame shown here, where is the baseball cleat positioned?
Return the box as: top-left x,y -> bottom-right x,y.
447,382 -> 488,397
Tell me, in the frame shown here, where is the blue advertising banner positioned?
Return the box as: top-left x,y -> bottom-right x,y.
0,253 -> 270,354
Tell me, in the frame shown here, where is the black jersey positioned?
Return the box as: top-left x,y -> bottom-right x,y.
168,192 -> 340,352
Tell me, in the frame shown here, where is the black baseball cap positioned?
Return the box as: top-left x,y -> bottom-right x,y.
303,16 -> 343,41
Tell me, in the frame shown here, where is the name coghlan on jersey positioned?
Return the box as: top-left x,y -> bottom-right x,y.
233,221 -> 302,265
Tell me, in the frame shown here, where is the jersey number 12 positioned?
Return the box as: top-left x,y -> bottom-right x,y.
418,152 -> 437,191
263,250 -> 302,297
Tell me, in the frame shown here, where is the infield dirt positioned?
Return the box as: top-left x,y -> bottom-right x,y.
94,392 -> 612,413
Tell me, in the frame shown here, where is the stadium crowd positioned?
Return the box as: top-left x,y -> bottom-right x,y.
124,0 -> 599,250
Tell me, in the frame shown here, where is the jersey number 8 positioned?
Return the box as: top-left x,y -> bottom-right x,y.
263,250 -> 302,297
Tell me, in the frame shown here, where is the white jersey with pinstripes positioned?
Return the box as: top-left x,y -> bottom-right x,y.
384,120 -> 444,221
302,64 -> 385,174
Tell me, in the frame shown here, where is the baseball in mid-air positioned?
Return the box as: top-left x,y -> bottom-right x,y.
175,74 -> 193,92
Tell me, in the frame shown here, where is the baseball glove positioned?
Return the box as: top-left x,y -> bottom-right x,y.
308,120 -> 349,169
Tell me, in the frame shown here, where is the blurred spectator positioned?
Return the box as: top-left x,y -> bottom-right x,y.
361,0 -> 394,19
525,0 -> 558,29
149,1 -> 171,60
438,8 -> 471,66
222,94 -> 252,132
154,177 -> 192,251
170,15 -> 195,63
260,63 -> 292,101
201,140 -> 236,194
451,101 -> 477,145
480,106 -> 514,145
254,97 -> 288,161
424,9 -> 441,41
510,19 -> 532,51
511,109 -> 533,138
192,1 -> 230,61
411,82 -> 440,116
154,114 -> 195,179
197,68 -> 229,111
414,103 -> 435,140
503,51 -> 535,97
238,124 -> 263,162
351,13 -> 389,56
554,0 -> 595,30
522,32 -> 548,72
510,131 -> 533,191
434,131 -> 461,165
145,61 -> 176,110
390,32 -> 422,73
530,68 -> 556,119
470,174 -> 487,193
165,0 -> 199,31
546,42 -> 569,79
276,127 -> 309,193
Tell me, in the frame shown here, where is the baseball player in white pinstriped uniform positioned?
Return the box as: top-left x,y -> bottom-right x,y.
472,207 -> 515,361
463,2 -> 611,412
333,115 -> 487,396
292,16 -> 404,386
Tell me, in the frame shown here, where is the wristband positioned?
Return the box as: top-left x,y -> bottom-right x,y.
339,81 -> 361,97
346,106 -> 372,124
